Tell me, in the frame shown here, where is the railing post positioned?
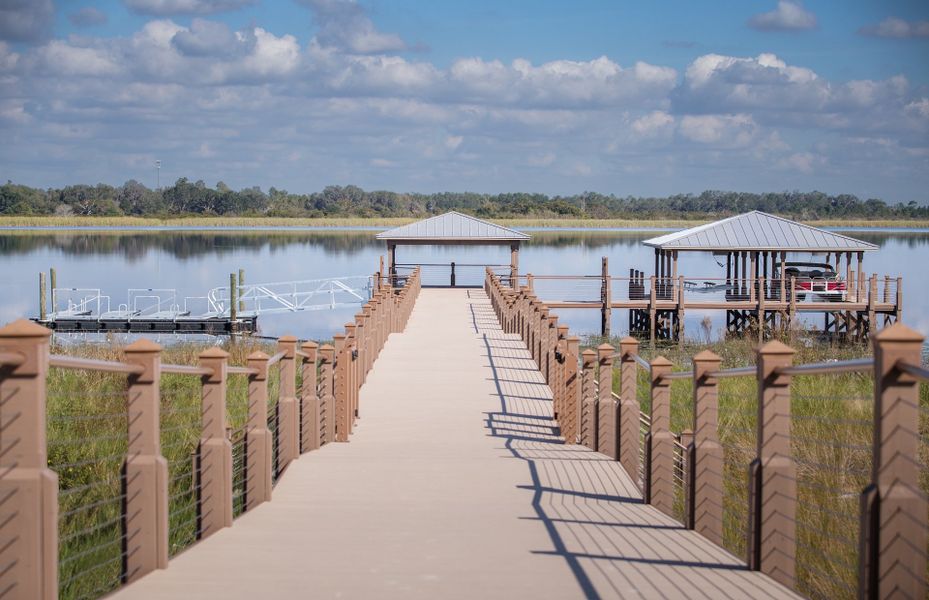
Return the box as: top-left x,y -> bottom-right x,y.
198,347 -> 232,538
245,351 -> 272,510
277,335 -> 299,471
692,350 -> 723,546
0,320 -> 57,599
748,341 -> 796,587
333,334 -> 349,442
597,343 -> 617,459
300,341 -> 320,453
860,324 -> 927,599
319,345 -> 335,445
580,349 -> 597,449
649,356 -> 674,517
122,339 -> 169,581
555,324 -> 569,417
616,337 -> 641,486
564,336 -> 580,443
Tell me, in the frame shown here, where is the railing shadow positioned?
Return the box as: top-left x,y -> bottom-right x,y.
469,293 -> 793,600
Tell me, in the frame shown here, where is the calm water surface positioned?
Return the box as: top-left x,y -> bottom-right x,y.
1,228 -> 927,342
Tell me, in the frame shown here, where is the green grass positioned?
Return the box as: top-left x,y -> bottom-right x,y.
48,339 -> 280,600
3,215 -> 929,229
589,334 -> 929,600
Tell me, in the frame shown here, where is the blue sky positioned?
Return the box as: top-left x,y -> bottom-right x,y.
2,0 -> 928,202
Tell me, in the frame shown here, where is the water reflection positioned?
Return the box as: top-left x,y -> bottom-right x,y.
1,229 -> 926,340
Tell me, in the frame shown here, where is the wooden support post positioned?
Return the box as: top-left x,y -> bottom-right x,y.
601,256 -> 611,338
618,337 -> 640,485
38,272 -> 47,321
0,320 -> 58,599
749,252 -> 757,303
49,267 -> 56,307
277,336 -> 299,470
580,349 -> 597,449
122,339 -> 169,581
198,347 -> 232,539
597,344 -> 616,459
868,274 -> 877,330
648,356 -> 674,517
758,277 -> 766,343
748,341 -> 796,587
300,342 -> 319,452
229,272 -> 237,325
649,275 -> 657,345
245,351 -> 272,510
692,350 -> 723,546
779,252 -> 786,303
859,324 -> 927,599
510,243 -> 519,286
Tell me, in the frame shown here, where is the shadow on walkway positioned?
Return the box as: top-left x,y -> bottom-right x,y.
469,293 -> 796,600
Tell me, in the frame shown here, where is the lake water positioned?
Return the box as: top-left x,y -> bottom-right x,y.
1,228 -> 927,343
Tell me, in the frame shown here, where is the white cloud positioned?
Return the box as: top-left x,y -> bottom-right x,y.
679,114 -> 758,146
859,17 -> 929,39
0,0 -> 53,42
748,1 -> 817,31
632,111 -> 675,138
34,40 -> 122,77
123,0 -> 255,16
299,0 -> 407,54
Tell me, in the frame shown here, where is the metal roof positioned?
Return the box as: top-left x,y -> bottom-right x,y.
376,211 -> 530,242
642,211 -> 878,252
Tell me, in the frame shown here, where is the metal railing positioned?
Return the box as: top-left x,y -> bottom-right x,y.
0,265 -> 422,600
484,268 -> 928,600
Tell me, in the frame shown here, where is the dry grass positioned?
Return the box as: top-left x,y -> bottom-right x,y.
3,215 -> 928,229
48,339 -> 279,599
596,334 -> 929,600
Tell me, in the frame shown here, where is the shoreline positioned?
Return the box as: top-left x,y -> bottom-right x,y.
2,216 -> 929,230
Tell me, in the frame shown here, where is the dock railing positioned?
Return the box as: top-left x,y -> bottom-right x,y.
485,268 -> 927,600
0,268 -> 420,600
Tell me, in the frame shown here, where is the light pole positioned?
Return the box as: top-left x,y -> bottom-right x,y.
155,160 -> 161,190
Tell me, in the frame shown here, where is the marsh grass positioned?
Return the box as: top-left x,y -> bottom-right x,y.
48,339 -> 276,599
4,215 -> 929,229
595,334 -> 929,599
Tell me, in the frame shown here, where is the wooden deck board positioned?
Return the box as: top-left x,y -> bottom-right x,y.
113,289 -> 798,599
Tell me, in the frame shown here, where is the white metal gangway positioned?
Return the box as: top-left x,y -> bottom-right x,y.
45,275 -> 373,322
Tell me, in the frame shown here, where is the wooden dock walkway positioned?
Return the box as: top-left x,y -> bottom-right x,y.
112,289 -> 797,599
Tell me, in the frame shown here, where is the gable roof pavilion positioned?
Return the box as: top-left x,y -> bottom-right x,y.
641,211 -> 878,284
376,211 -> 530,281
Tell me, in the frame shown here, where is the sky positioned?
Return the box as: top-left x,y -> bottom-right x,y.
0,0 -> 928,202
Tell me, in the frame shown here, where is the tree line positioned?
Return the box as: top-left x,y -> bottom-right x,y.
1,179 -> 926,220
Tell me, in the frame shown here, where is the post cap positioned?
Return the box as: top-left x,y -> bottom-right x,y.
650,355 -> 673,368
692,349 -> 721,363
557,324 -> 570,334
199,346 -> 229,359
757,340 -> 796,356
581,348 -> 597,358
873,322 -> 924,344
301,340 -> 319,350
0,319 -> 52,338
278,335 -> 298,343
247,350 -> 270,361
619,336 -> 640,351
124,338 -> 163,353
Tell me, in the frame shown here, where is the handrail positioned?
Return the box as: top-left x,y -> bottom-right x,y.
705,365 -> 756,379
662,370 -> 694,381
633,354 -> 651,372
266,351 -> 287,366
161,364 -> 213,376
0,351 -> 25,367
228,366 -> 260,376
49,354 -> 144,375
776,358 -> 873,376
898,360 -> 929,381
295,349 -> 310,359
